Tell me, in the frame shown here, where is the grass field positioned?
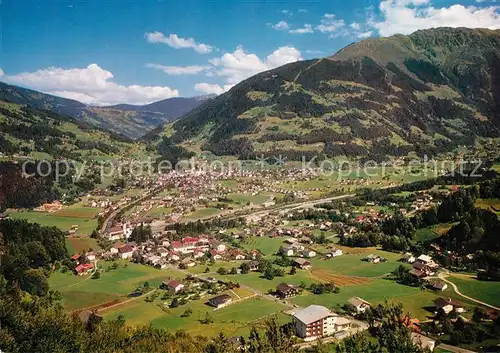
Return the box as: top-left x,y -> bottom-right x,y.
65,237 -> 100,254
8,211 -> 98,236
238,236 -> 285,256
49,262 -> 186,311
449,275 -> 500,308
146,206 -> 173,217
103,293 -> 287,337
184,207 -> 222,220
291,279 -> 472,320
308,249 -> 406,278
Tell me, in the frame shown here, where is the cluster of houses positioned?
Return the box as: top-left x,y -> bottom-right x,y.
404,254 -> 439,278
99,235 -> 262,271
71,253 -> 97,275
279,240 -> 317,258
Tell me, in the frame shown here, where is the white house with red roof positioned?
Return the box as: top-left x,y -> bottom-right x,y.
118,245 -> 134,259
162,279 -> 185,293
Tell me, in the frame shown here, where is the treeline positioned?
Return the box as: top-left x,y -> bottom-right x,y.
165,218 -> 244,236
0,162 -> 60,210
0,219 -> 68,296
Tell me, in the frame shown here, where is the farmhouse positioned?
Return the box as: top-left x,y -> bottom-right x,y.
365,254 -> 380,264
293,258 -> 311,269
412,254 -> 438,276
348,297 -> 372,313
427,280 -> 448,291
162,279 -> 185,293
75,263 -> 93,276
279,245 -> 295,257
402,253 -> 416,263
293,305 -> 351,341
229,249 -> 246,260
434,297 -> 465,314
276,283 -> 300,299
118,245 -> 134,259
208,294 -> 232,308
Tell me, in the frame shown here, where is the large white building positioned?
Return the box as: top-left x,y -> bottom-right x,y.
293,305 -> 351,341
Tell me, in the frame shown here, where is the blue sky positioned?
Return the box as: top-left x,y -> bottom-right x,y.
1,0 -> 499,105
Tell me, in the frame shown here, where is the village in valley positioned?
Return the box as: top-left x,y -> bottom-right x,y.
7,159 -> 493,353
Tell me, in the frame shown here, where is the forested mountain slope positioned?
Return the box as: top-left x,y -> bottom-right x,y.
0,82 -> 213,138
148,27 -> 500,161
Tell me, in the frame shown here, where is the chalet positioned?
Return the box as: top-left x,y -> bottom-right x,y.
210,240 -> 226,253
110,242 -> 123,254
193,249 -> 206,259
409,269 -> 426,279
208,294 -> 232,308
168,251 -> 180,262
118,245 -> 134,259
248,249 -> 262,260
247,260 -> 259,271
230,249 -> 246,260
365,254 -> 380,264
302,249 -> 317,258
434,297 -> 465,314
276,283 -> 300,299
293,258 -> 311,270
427,280 -> 448,291
162,279 -> 185,293
181,258 -> 196,268
348,297 -> 371,313
279,245 -> 294,257
75,263 -> 93,276
412,255 -> 437,276
210,250 -> 223,261
86,252 -> 96,261
402,253 -> 416,263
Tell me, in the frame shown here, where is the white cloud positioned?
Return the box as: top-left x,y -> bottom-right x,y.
372,0 -> 500,36
289,24 -> 314,34
281,9 -> 292,15
298,9 -> 308,13
194,82 -> 234,95
202,45 -> 302,94
357,31 -> 374,38
146,63 -> 208,75
271,20 -> 290,30
0,68 -> 4,78
2,64 -> 179,105
145,32 -> 213,54
350,22 -> 362,30
316,13 -> 346,33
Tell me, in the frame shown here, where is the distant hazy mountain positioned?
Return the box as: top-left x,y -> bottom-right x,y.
147,27 -> 500,160
0,82 -> 215,138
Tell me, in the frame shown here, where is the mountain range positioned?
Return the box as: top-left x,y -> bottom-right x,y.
147,27 -> 500,161
0,82 -> 214,139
